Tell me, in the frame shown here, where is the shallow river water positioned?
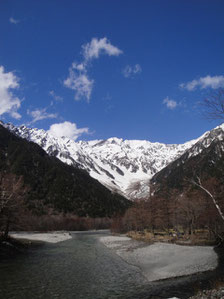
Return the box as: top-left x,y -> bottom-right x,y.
0,231 -> 223,299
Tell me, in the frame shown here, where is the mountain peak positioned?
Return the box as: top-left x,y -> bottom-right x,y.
107,137 -> 123,144
1,121 -> 223,200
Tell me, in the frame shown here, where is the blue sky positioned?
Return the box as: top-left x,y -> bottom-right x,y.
0,0 -> 224,143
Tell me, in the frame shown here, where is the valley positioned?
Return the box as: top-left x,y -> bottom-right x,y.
1,121 -> 224,299
3,121 -> 222,200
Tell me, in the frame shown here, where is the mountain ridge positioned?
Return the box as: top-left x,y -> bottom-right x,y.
151,123 -> 224,191
0,124 -> 130,217
1,121 -> 223,200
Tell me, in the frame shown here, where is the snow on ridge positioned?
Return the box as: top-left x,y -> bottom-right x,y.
1,121 -> 223,199
216,123 -> 224,131
185,123 -> 224,159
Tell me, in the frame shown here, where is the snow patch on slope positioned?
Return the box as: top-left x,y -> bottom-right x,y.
2,121 -> 222,200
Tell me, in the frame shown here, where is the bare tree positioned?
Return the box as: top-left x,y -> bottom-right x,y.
176,189 -> 206,236
0,173 -> 28,239
202,88 -> 224,121
190,176 -> 224,222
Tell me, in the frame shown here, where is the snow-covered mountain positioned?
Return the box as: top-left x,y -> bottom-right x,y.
1,121 -> 223,199
150,123 -> 224,197
77,138 -> 197,199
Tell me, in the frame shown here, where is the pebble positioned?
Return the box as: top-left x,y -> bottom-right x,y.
189,287 -> 224,299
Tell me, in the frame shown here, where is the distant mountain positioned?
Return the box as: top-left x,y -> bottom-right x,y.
139,124 -> 224,237
1,121 -> 200,199
151,123 -> 224,197
0,124 -> 130,217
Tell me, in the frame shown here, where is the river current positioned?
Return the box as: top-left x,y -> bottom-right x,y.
0,231 -> 223,299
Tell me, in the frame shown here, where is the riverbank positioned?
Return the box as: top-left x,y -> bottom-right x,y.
0,232 -> 72,258
189,286 -> 224,298
1,231 -> 223,298
9,231 -> 72,243
99,235 -> 218,282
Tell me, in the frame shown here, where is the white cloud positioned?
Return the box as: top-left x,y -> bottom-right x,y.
48,121 -> 89,140
0,66 -> 21,119
9,17 -> 20,24
27,108 -> 57,123
163,97 -> 177,110
64,37 -> 122,101
122,64 -> 142,78
82,37 -> 122,61
49,90 -> 63,102
64,67 -> 94,101
72,62 -> 86,71
180,75 -> 224,91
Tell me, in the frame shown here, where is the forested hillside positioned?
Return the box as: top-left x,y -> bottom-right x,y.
115,136 -> 224,243
149,138 -> 224,232
0,125 -> 130,220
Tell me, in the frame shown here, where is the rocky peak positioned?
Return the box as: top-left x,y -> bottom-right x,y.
1,121 -> 223,200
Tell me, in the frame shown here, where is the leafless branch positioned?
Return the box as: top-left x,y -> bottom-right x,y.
190,176 -> 224,222
202,89 -> 224,121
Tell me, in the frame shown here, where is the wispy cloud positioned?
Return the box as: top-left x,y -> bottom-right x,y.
122,64 -> 142,78
82,37 -> 122,61
180,75 -> 224,91
49,90 -> 63,102
0,66 -> 21,119
48,121 -> 89,140
64,37 -> 122,102
9,17 -> 20,24
27,107 -> 57,123
64,68 -> 94,102
163,97 -> 178,110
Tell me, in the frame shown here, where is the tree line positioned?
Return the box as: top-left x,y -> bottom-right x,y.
112,89 -> 224,244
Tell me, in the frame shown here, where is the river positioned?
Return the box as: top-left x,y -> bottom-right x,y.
0,231 -> 223,299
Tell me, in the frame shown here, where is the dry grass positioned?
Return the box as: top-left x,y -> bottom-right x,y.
126,229 -> 216,245
127,230 -> 174,243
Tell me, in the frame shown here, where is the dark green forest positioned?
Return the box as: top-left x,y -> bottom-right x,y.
0,125 -> 130,221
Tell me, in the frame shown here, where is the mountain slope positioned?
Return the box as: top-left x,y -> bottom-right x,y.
0,124 -> 130,217
1,121 -> 200,199
119,126 -> 224,236
151,124 -> 224,195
